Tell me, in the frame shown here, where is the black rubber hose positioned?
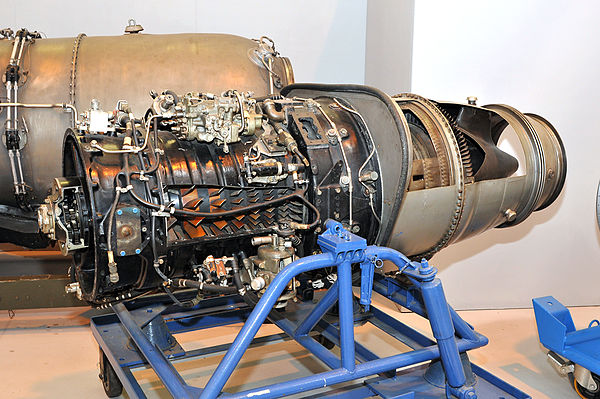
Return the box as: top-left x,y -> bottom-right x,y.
172,278 -> 238,294
199,267 -> 212,283
105,190 -> 121,251
238,251 -> 254,278
230,256 -> 244,291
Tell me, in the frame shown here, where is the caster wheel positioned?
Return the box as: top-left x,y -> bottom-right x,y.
315,334 -> 336,350
99,349 -> 123,398
574,373 -> 600,399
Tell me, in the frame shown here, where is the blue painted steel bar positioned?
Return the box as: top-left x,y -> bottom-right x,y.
90,322 -> 149,399
166,309 -> 250,334
449,308 -> 478,342
470,364 -> 531,399
200,253 -> 335,398
202,223 -> 488,398
372,268 -> 479,342
175,333 -> 289,364
120,367 -> 147,398
368,306 -> 432,349
338,260 -> 356,371
372,276 -> 427,316
112,302 -> 192,399
222,334 -> 487,399
294,280 -> 339,337
276,318 -> 341,369
420,277 -> 466,391
96,222 -> 500,398
317,320 -> 381,364
359,259 -> 375,311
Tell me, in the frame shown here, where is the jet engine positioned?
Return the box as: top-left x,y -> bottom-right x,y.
37,84 -> 565,305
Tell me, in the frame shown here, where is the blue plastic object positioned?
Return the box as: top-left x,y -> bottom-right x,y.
533,296 -> 600,375
91,220 -> 531,398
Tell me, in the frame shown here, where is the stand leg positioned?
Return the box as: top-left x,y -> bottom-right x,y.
338,260 -> 356,371
421,278 -> 476,398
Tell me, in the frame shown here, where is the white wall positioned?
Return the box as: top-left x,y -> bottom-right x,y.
412,0 -> 600,309
365,0 -> 414,93
1,0 -> 367,84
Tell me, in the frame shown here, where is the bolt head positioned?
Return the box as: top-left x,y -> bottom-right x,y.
120,225 -> 133,237
504,208 -> 517,222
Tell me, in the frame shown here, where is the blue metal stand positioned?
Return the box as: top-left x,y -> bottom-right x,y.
91,221 -> 531,398
533,296 -> 600,375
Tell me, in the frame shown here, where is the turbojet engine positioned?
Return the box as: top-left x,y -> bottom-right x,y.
36,83 -> 566,305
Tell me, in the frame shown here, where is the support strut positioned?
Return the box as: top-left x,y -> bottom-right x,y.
90,220 -> 530,399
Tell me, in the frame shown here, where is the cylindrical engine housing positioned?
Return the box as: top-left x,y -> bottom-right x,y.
0,31 -> 293,238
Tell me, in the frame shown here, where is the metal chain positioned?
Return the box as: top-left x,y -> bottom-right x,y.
69,33 -> 86,124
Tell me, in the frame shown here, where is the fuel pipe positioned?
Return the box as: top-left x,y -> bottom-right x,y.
3,29 -> 42,210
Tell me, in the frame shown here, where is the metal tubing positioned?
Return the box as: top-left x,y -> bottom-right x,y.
365,246 -> 412,272
200,253 -> 335,399
420,278 -> 466,390
112,303 -> 192,399
168,239 -> 486,398
93,239 -> 492,399
372,277 -> 480,343
223,335 -> 486,399
338,261 -> 356,371
0,102 -> 77,128
317,321 -> 381,364
276,318 -> 340,369
294,280 -> 339,337
449,307 -> 478,342
369,244 -> 479,343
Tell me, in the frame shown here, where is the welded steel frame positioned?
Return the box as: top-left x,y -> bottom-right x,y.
91,221 -> 531,398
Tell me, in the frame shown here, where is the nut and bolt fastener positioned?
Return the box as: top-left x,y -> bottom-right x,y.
504,208 -> 517,222
120,225 -> 133,237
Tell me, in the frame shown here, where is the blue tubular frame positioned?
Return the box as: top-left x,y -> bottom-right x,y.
92,220 -> 530,399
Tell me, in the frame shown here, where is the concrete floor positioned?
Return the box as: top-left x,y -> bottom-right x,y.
0,294 -> 597,399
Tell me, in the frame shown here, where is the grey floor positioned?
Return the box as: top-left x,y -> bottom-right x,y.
1,292 -> 595,399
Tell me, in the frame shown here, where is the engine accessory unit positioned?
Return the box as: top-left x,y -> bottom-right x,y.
37,84 -> 565,305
